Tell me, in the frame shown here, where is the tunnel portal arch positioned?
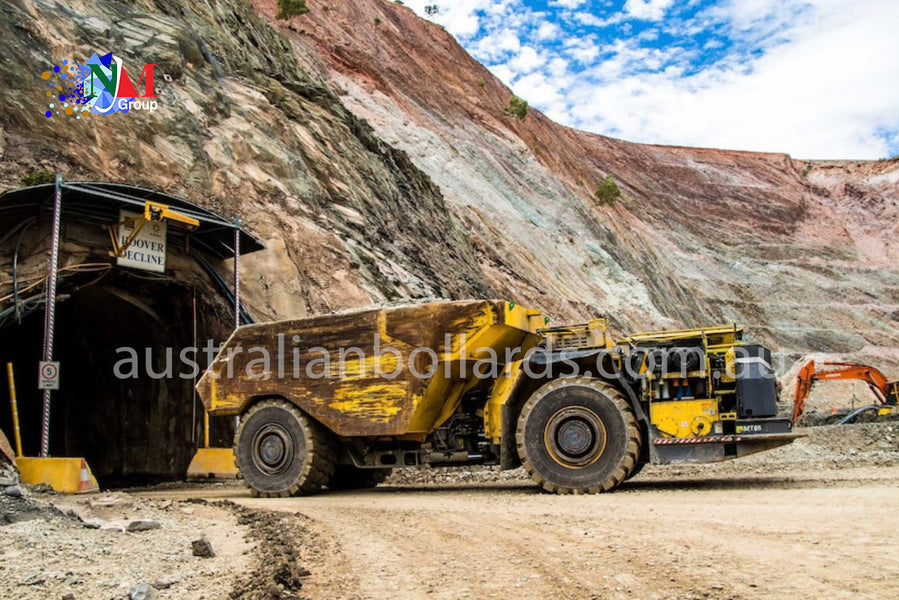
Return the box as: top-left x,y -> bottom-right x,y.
0,181 -> 264,486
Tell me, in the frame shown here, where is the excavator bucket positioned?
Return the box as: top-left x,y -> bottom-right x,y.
888,381 -> 899,406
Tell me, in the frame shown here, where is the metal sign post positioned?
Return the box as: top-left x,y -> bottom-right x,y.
39,174 -> 63,457
233,217 -> 241,330
233,218 -> 241,433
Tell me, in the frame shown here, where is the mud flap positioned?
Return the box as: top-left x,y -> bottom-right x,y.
500,403 -> 520,470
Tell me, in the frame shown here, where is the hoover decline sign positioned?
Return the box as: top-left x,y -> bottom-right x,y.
117,210 -> 167,273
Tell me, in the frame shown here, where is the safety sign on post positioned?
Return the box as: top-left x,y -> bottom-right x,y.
38,361 -> 60,390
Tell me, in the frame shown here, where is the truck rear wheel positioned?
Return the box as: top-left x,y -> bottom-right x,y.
516,378 -> 640,494
235,399 -> 335,497
327,466 -> 393,490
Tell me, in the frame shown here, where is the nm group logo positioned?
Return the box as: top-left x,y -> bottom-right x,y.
42,51 -> 158,118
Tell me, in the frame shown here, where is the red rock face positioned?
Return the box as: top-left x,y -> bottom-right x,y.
263,0 -> 898,358
0,0 -> 895,366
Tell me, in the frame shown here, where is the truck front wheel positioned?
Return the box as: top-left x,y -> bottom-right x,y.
516,378 -> 640,494
235,399 -> 335,497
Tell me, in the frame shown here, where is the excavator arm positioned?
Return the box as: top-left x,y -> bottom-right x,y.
792,360 -> 899,424
792,360 -> 817,424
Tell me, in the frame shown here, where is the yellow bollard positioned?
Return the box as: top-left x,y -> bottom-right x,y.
6,362 -> 23,457
186,410 -> 237,480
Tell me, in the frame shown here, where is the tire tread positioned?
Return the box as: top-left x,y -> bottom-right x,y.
234,399 -> 336,497
515,377 -> 641,494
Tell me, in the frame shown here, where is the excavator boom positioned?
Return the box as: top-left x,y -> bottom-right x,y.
792,360 -> 899,424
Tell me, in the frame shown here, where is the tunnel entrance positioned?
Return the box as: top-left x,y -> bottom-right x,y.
1,274 -> 233,486
0,181 -> 264,487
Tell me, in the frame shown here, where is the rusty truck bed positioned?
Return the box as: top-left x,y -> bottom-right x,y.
196,300 -> 544,438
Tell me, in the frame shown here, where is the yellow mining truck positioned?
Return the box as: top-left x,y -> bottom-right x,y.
196,300 -> 800,496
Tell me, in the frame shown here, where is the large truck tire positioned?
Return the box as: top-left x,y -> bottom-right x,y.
624,459 -> 646,481
516,377 -> 640,494
235,399 -> 335,497
327,465 -> 393,490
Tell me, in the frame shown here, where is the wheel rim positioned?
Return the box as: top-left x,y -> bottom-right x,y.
544,406 -> 607,468
251,424 -> 295,475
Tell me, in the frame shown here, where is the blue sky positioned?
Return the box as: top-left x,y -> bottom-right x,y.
401,0 -> 899,159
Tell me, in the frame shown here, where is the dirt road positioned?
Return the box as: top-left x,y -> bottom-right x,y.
4,423 -> 899,600
137,463 -> 899,600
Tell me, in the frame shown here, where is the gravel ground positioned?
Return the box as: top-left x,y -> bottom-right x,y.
1,421 -> 897,599
0,484 -> 252,600
384,421 -> 899,486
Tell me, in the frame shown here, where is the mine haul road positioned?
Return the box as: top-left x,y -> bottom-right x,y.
140,462 -> 899,600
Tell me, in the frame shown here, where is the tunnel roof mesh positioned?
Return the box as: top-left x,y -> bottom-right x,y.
0,181 -> 264,259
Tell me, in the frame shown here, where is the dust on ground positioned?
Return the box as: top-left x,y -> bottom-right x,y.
1,422 -> 898,600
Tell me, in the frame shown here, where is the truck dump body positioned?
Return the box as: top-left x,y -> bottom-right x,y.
197,300 -> 543,438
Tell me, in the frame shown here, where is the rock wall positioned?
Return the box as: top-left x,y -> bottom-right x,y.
0,0 -> 491,322
0,0 -> 896,364
273,0 -> 898,357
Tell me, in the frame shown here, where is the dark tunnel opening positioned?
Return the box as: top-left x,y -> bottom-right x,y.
0,271 -> 236,487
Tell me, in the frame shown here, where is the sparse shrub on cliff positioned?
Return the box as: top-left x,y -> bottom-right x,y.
276,0 -> 309,20
594,174 -> 621,206
504,96 -> 528,120
21,170 -> 56,186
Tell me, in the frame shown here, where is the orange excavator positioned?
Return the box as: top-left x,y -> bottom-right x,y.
792,360 -> 899,424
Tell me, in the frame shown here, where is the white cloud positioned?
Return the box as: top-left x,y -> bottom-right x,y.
535,22 -> 559,41
509,46 -> 546,73
573,11 -> 624,27
571,0 -> 899,158
405,0 -> 899,159
403,0 -> 515,38
471,28 -> 521,62
624,0 -> 675,22
712,0 -> 807,32
550,0 -> 587,8
489,63 -> 515,85
563,36 -> 601,64
513,71 -> 569,119
547,57 -> 570,78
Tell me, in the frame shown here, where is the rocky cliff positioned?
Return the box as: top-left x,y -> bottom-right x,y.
1,0 -> 897,364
